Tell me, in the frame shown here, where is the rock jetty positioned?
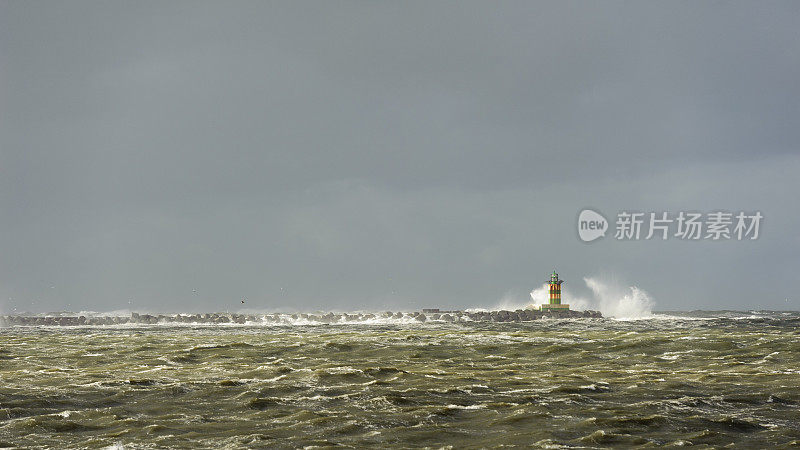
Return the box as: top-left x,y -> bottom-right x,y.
0,309 -> 601,327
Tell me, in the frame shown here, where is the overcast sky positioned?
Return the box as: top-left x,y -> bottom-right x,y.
1,1 -> 798,313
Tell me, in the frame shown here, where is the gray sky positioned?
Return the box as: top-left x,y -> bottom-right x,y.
1,1 -> 798,313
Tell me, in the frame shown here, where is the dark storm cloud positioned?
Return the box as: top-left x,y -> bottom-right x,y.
1,1 -> 798,312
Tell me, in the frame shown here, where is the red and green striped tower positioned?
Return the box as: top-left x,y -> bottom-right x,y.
541,270 -> 569,311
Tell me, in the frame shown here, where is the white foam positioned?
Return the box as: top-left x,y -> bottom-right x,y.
103,444 -> 126,450
445,404 -> 486,410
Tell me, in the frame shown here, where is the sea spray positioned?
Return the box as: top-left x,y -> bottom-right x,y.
493,283 -> 587,312
584,277 -> 654,318
523,276 -> 655,318
484,284 -> 587,312
529,283 -> 549,307
525,283 -> 593,311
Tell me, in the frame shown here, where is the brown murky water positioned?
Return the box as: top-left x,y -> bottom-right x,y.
1,311 -> 799,448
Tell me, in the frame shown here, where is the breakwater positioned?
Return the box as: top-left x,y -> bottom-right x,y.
0,309 -> 600,326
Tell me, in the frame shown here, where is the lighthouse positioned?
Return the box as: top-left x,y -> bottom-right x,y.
540,270 -> 570,311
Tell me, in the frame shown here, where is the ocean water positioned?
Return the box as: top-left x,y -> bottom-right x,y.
1,311 -> 799,448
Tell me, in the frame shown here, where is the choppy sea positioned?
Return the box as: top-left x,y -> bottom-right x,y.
1,310 -> 799,448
